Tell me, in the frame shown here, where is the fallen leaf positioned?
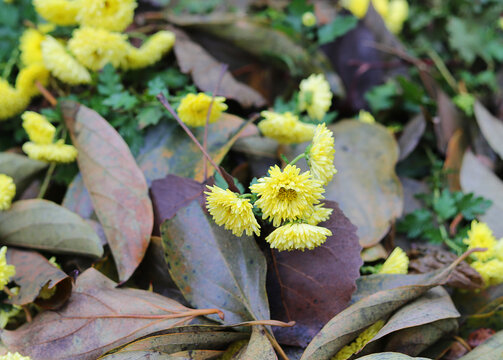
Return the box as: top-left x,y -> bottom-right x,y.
172,28 -> 266,108
0,199 -> 103,257
6,248 -> 72,309
444,129 -> 468,192
474,101 -> 503,160
467,328 -> 496,348
62,101 -> 154,282
361,244 -> 388,262
460,150 -> 503,238
0,152 -> 47,192
62,173 -> 94,219
238,326 -> 277,360
267,201 -> 362,347
137,114 -> 250,184
434,90 -> 463,154
1,268 -> 223,360
161,200 -> 270,325
398,115 -> 427,161
458,330 -> 503,359
357,353 -> 431,360
400,177 -> 429,215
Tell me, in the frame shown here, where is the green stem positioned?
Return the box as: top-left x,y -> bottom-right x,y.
427,49 -> 458,93
38,162 -> 56,199
288,153 -> 306,166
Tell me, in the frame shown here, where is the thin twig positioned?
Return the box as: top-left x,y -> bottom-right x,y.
35,80 -> 58,106
38,162 -> 56,199
453,336 -> 472,351
204,63 -> 228,181
264,327 -> 290,360
156,93 -> 225,180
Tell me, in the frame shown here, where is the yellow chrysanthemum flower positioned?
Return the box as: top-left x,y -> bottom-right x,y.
177,93 -> 228,127
471,259 -> 503,288
385,0 -> 409,34
373,0 -> 389,18
258,111 -> 316,144
205,185 -> 260,237
0,246 -> 15,288
0,353 -> 31,360
22,111 -> 55,145
0,175 -> 16,211
298,73 -> 333,121
302,12 -> 317,27
358,110 -> 375,124
23,140 -> 78,163
41,36 -> 91,85
0,80 -> 30,121
77,0 -> 137,32
33,0 -> 81,26
306,204 -> 333,225
308,123 -> 337,185
15,64 -> 50,98
68,27 -> 129,71
124,31 -> 176,70
332,320 -> 385,360
341,0 -> 370,18
464,220 -> 497,261
250,164 -> 325,227
19,28 -> 45,67
379,247 -> 409,274
266,223 -> 332,251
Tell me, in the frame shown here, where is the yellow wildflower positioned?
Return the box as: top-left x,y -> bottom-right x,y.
77,0 -> 137,32
124,31 -> 176,70
306,204 -> 333,225
266,223 -> 331,251
250,164 -> 325,227
23,140 -> 78,163
333,320 -> 385,360
302,12 -> 317,27
33,0 -> 81,26
373,0 -> 389,18
38,23 -> 56,34
298,74 -> 332,121
358,110 -> 375,124
385,0 -> 409,34
379,247 -> 409,274
471,259 -> 503,287
0,246 -> 15,288
0,175 -> 16,211
22,111 -> 55,145
205,185 -> 260,237
41,36 -> 91,85
308,123 -> 337,185
68,27 -> 129,71
464,220 -> 497,261
0,80 -> 30,121
258,111 -> 316,144
19,28 -> 45,67
15,64 -> 50,98
341,0 -> 370,18
0,353 -> 31,360
177,93 -> 227,127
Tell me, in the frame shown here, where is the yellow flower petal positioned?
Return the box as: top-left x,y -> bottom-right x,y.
258,111 -> 316,144
379,247 -> 409,274
298,74 -> 333,121
124,31 -> 176,70
266,223 -> 332,251
0,175 -> 16,211
77,0 -> 137,32
19,28 -> 45,67
177,93 -> 227,127
464,220 -> 497,261
0,246 -> 15,288
0,80 -> 30,121
33,0 -> 81,26
22,111 -> 55,145
332,320 -> 385,360
0,352 -> 31,360
308,123 -> 337,185
23,140 -> 78,163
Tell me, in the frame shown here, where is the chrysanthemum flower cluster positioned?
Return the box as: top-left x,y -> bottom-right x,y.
21,111 -> 78,163
464,220 -> 503,287
206,122 -> 338,251
0,175 -> 16,211
1,0 -> 176,120
258,73 -> 333,144
342,0 -> 409,34
177,93 -> 228,127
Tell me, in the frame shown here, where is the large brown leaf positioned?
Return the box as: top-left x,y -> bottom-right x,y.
6,248 -> 72,309
172,28 -> 265,108
161,200 -> 270,325
434,90 -> 463,154
474,101 -> 503,160
0,152 -> 47,192
301,255 -> 470,360
62,101 -> 154,281
1,268 -> 223,360
267,200 -> 362,347
460,150 -> 503,238
0,199 -> 102,257
62,174 -> 94,219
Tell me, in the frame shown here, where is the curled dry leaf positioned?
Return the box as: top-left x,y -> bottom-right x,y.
62,101 -> 154,282
267,201 -> 362,347
172,28 -> 266,108
0,199 -> 103,257
6,248 -> 72,309
161,200 -> 270,325
1,268 -> 224,360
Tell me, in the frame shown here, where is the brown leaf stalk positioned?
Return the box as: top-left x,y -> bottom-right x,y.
35,80 -> 57,107
62,307 -> 224,321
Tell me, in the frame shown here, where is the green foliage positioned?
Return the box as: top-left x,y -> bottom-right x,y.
365,81 -> 398,113
317,15 -> 358,45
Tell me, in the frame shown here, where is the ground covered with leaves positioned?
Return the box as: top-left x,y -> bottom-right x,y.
1,0 -> 503,359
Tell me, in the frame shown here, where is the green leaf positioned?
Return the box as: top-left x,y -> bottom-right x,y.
433,189 -> 457,221
365,81 -> 398,113
317,15 -> 358,45
397,209 -> 433,238
103,92 -> 139,111
453,93 -> 475,116
137,106 -> 164,129
447,17 -> 484,64
455,192 -> 492,220
98,63 -> 123,96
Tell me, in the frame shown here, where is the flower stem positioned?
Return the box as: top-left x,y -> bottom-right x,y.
288,153 -> 306,166
38,162 -> 56,199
